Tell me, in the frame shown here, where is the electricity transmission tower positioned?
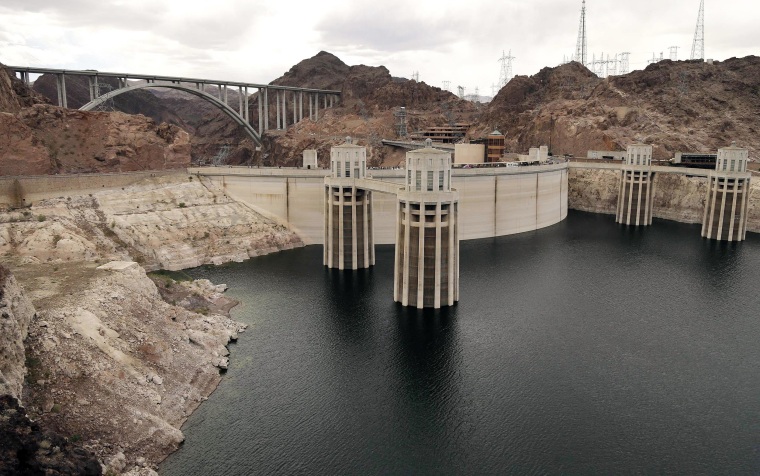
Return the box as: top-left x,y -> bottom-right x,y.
442,80 -> 450,92
92,83 -> 115,111
457,86 -> 465,99
497,50 -> 516,89
574,0 -> 588,66
619,52 -> 631,74
411,71 -> 419,82
669,46 -> 679,61
212,144 -> 231,166
691,0 -> 705,60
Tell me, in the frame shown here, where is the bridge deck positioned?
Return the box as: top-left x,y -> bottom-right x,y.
7,66 -> 341,94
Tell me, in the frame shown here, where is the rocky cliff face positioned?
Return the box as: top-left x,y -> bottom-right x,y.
0,172 -> 302,473
0,266 -> 35,400
0,395 -> 101,475
12,260 -> 244,473
0,174 -> 302,271
0,64 -> 191,176
481,57 -> 760,160
567,168 -> 760,232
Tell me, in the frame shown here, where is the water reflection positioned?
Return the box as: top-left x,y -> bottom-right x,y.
390,306 -> 463,469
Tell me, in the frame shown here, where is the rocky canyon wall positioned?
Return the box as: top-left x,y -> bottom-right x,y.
0,266 -> 35,400
568,167 -> 760,233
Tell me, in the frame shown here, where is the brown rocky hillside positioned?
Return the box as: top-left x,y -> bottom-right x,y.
0,64 -> 190,176
480,56 -> 760,159
254,51 -> 479,168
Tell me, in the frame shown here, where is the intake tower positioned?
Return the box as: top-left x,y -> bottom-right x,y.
701,142 -> 751,241
394,140 -> 459,309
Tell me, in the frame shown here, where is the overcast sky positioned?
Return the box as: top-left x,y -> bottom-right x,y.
0,0 -> 758,95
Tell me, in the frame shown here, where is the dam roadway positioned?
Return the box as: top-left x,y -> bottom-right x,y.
190,163 -> 570,244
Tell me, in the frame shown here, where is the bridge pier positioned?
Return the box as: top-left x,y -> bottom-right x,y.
324,137 -> 374,270
276,90 -> 282,130
616,144 -> 655,226
395,139 -> 459,309
702,142 -> 751,241
264,88 -> 269,131
293,91 -> 297,126
55,73 -> 67,108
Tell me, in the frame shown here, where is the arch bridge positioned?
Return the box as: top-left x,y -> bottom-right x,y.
8,66 -> 341,147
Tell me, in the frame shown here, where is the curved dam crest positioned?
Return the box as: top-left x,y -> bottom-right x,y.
191,163 -> 570,244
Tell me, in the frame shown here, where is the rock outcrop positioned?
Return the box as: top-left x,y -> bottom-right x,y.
0,174 -> 302,271
0,394 -> 102,475
11,260 -> 244,471
0,174 -> 303,471
0,265 -> 36,400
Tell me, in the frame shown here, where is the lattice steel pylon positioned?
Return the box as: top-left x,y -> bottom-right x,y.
497,50 -> 515,89
690,0 -> 705,60
619,52 -> 631,75
574,0 -> 588,67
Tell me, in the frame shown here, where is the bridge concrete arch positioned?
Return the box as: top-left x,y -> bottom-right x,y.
79,83 -> 262,147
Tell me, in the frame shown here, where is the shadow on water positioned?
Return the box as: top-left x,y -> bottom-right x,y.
322,267 -> 376,345
389,305 -> 464,470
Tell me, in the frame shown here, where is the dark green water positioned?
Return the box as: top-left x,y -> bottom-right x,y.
161,211 -> 760,475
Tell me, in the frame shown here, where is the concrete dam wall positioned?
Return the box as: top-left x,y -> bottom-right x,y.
191,164 -> 569,245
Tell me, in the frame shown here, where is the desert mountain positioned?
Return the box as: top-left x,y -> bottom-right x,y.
480,56 -> 760,159
6,53 -> 759,174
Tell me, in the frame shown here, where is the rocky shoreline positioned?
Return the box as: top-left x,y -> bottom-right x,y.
0,175 -> 304,475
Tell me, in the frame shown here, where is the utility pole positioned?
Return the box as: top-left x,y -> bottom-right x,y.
574,0 -> 588,67
691,0 -> 705,60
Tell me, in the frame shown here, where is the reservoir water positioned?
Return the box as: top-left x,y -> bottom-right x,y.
161,211 -> 760,475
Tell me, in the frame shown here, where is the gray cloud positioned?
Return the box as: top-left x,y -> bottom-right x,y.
316,1 -> 461,52
0,0 -> 266,51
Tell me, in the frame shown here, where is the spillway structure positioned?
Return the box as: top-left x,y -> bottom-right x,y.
616,143 -> 655,226
323,137 -> 374,269
394,139 -> 459,309
701,142 -> 751,241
